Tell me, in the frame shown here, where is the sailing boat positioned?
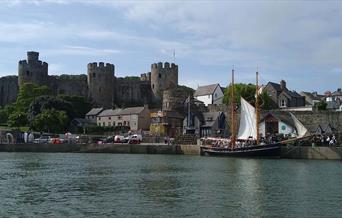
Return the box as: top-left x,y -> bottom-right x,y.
201,70 -> 281,157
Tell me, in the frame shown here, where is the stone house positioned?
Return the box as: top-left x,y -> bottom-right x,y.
150,111 -> 183,137
265,80 -> 305,108
200,111 -> 227,137
97,106 -> 150,131
194,83 -> 224,106
85,108 -> 104,123
300,91 -> 324,106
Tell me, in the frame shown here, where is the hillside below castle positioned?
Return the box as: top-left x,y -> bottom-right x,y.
0,51 -> 180,108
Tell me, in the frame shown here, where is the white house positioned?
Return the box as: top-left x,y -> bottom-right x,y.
194,83 -> 224,106
259,112 -> 296,137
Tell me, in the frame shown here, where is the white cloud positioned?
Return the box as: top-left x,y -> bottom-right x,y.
44,45 -> 120,56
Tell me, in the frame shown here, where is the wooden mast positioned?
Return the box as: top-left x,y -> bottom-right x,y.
255,70 -> 260,144
230,68 -> 236,148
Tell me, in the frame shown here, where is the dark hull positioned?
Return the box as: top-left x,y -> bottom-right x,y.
201,143 -> 281,157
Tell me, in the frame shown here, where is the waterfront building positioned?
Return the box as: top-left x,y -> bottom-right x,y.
265,80 -> 305,108
259,112 -> 296,137
150,111 -> 183,137
96,106 -> 150,131
300,91 -> 324,106
194,83 -> 224,106
85,108 -> 104,123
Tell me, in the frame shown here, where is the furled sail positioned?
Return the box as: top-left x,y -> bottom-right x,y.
237,98 -> 257,140
290,112 -> 309,137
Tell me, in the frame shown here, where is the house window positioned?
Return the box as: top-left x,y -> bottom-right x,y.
159,73 -> 161,78
280,99 -> 286,107
215,93 -> 217,98
103,122 -> 105,126
99,117 -> 101,121
109,117 -> 111,120
123,121 -> 126,126
113,121 -> 115,126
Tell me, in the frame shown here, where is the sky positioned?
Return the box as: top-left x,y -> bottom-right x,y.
0,0 -> 341,93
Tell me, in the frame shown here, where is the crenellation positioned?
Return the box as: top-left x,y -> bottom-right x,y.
11,51 -> 177,109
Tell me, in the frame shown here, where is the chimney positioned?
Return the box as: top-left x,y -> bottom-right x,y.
280,80 -> 286,91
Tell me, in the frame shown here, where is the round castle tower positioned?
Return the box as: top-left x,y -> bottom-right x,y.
151,62 -> 178,99
18,51 -> 48,86
87,62 -> 114,109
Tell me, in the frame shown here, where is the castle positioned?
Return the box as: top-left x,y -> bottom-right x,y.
0,51 -> 179,108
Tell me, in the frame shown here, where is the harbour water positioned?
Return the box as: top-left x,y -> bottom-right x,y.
0,153 -> 341,217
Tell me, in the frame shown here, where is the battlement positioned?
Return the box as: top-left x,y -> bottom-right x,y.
18,60 -> 48,67
151,62 -> 178,70
87,62 -> 115,72
140,72 -> 151,81
27,51 -> 39,62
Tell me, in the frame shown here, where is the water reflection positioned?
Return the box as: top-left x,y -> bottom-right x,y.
0,153 -> 341,217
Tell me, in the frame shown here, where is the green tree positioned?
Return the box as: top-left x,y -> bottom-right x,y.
8,111 -> 28,127
223,83 -> 273,110
15,83 -> 52,113
27,95 -> 75,124
223,83 -> 256,105
58,95 -> 92,118
32,109 -> 69,133
315,101 -> 327,110
0,104 -> 15,124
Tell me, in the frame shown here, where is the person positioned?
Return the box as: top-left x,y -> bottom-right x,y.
24,132 -> 28,143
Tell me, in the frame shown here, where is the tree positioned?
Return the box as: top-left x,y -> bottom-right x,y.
32,109 -> 69,133
0,104 -> 15,124
15,83 -> 52,113
223,83 -> 256,105
27,95 -> 75,124
315,101 -> 327,110
58,95 -> 92,118
8,111 -> 28,127
223,83 -> 273,110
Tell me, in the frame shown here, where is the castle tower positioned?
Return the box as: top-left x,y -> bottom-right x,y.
18,51 -> 48,86
87,62 -> 114,109
151,62 -> 178,99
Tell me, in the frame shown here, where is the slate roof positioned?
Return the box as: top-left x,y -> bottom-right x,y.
300,91 -> 323,101
86,108 -> 104,116
194,84 -> 220,97
267,82 -> 282,92
120,107 -> 145,115
97,109 -> 122,117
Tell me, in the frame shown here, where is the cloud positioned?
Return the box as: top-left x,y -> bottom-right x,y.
44,45 -> 120,56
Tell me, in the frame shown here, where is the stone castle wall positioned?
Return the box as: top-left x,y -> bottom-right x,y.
49,74 -> 88,97
0,76 -> 19,107
151,62 -> 178,99
18,51 -> 48,86
0,51 -> 178,109
115,79 -> 154,107
87,62 -> 114,109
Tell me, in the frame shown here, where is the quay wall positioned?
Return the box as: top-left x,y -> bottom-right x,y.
281,146 -> 342,160
0,143 -> 340,159
0,143 -> 200,155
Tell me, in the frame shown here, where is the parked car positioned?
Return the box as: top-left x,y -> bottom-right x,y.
34,135 -> 51,144
114,135 -> 125,143
128,134 -> 143,144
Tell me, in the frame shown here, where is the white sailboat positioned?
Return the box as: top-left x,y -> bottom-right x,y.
201,70 -> 282,157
